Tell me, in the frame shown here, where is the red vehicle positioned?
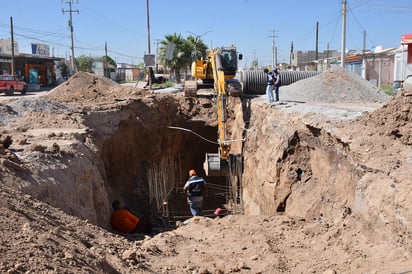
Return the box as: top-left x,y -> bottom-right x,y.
0,75 -> 27,95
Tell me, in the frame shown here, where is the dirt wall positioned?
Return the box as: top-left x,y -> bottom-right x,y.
241,82 -> 412,248
242,102 -> 362,216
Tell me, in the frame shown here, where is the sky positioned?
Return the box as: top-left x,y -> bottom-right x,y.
0,0 -> 411,68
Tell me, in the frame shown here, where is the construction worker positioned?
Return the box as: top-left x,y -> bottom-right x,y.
110,200 -> 152,235
273,67 -> 281,102
264,68 -> 275,103
183,169 -> 207,216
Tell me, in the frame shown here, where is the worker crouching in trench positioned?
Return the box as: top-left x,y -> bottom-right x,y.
110,200 -> 153,235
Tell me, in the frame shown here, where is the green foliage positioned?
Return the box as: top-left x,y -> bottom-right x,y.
99,55 -> 117,67
76,55 -> 94,72
380,84 -> 393,95
164,81 -> 175,88
151,81 -> 175,89
158,33 -> 208,83
186,35 -> 208,60
136,62 -> 145,69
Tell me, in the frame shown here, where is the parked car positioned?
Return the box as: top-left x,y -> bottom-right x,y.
0,75 -> 27,95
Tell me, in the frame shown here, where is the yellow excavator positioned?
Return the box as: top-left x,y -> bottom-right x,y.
190,46 -> 242,177
184,45 -> 243,97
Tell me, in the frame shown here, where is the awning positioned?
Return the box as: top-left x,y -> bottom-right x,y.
401,33 -> 412,44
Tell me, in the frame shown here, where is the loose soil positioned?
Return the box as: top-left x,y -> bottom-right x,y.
0,69 -> 411,273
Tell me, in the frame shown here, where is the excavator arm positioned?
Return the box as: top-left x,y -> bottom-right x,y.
204,48 -> 231,176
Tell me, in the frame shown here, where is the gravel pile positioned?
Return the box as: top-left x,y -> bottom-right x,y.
0,105 -> 18,127
0,98 -> 75,127
281,66 -> 389,103
7,98 -> 75,115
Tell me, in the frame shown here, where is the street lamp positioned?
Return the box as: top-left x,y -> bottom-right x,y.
187,30 -> 213,59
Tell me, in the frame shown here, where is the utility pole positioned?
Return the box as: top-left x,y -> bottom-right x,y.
10,17 -> 15,75
252,49 -> 257,69
268,29 -> 278,68
62,0 -> 79,75
146,0 -> 152,90
105,41 -> 108,78
146,0 -> 151,54
340,0 -> 347,68
327,42 -> 330,69
155,39 -> 160,73
315,21 -> 319,71
362,30 -> 367,53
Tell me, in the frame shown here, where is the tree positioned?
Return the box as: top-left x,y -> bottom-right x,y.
100,55 -> 116,67
76,55 -> 94,72
186,35 -> 208,61
159,33 -> 194,83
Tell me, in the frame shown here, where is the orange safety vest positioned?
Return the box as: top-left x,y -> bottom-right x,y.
110,209 -> 140,233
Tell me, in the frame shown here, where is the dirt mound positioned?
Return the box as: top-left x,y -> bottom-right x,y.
282,66 -> 389,103
0,185 -> 133,273
45,72 -> 146,106
354,92 -> 412,145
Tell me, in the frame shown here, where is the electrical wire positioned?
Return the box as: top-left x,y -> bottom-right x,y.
167,126 -> 218,145
0,20 -> 138,61
354,0 -> 412,9
167,126 -> 246,145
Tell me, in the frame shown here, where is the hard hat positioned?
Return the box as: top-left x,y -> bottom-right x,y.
189,169 -> 196,176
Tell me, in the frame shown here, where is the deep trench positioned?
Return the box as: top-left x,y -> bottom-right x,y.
95,97 -> 239,226
91,94 -> 362,228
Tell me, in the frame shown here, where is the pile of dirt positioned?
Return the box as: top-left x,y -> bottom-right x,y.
45,72 -> 147,109
354,91 -> 412,145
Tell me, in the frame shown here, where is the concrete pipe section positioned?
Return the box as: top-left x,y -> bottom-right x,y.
236,70 -> 320,95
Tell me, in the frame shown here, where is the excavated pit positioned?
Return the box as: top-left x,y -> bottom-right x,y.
64,89 -> 365,225
2,70 -> 409,235
2,70 -> 412,273
93,102 -> 231,222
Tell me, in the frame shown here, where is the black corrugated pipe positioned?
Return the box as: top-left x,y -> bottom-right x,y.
236,70 -> 321,95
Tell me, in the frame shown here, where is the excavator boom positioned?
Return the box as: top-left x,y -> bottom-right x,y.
203,47 -> 239,176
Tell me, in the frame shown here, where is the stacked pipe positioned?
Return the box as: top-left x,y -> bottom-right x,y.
236,70 -> 321,95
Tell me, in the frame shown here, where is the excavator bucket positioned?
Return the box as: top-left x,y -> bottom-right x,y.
203,153 -> 229,176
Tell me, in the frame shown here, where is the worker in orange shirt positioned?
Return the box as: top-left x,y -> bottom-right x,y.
110,200 -> 152,235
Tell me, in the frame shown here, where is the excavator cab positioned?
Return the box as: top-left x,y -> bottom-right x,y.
219,46 -> 241,77
185,46 -> 243,96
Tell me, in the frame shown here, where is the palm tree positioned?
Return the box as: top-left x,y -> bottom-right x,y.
159,33 -> 193,83
186,35 -> 208,61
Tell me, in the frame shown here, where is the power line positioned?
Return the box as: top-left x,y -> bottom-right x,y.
354,0 -> 412,9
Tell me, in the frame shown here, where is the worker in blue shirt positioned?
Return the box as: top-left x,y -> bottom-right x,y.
183,169 -> 207,216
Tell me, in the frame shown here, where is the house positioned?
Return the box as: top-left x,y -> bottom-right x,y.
0,39 -> 64,90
